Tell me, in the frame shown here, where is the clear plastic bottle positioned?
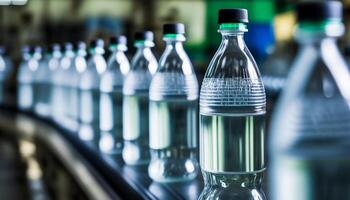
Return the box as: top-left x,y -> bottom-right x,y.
17,46 -> 33,110
68,42 -> 87,130
33,46 -> 51,117
269,2 -> 350,200
199,9 -> 266,199
52,43 -> 75,123
99,36 -> 130,154
28,47 -> 43,112
48,44 -> 62,119
122,31 -> 157,165
0,46 -> 12,103
79,39 -> 107,143
148,23 -> 199,182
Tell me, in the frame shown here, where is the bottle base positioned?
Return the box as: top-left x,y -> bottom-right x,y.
198,170 -> 266,200
148,148 -> 198,183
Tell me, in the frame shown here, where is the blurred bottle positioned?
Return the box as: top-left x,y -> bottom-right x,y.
48,44 -> 62,118
148,23 -> 199,182
262,41 -> 296,97
199,9 -> 266,199
68,42 -> 87,130
0,46 -> 12,104
270,2 -> 350,200
33,46 -> 51,117
52,43 -> 74,123
17,46 -> 33,110
79,39 -> 106,143
28,47 -> 43,112
99,36 -> 130,154
122,31 -> 157,165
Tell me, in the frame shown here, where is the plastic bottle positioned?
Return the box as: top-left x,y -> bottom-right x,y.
68,41 -> 87,130
269,2 -> 350,200
0,46 -> 12,103
28,47 -> 43,112
122,31 -> 157,165
148,23 -> 199,182
52,43 -> 74,123
79,39 -> 107,143
99,36 -> 130,154
48,44 -> 62,119
33,46 -> 51,116
199,9 -> 266,199
17,46 -> 33,110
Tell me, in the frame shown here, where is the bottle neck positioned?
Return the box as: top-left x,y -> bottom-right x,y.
33,52 -> 42,60
134,40 -> 154,49
64,50 -> 75,58
295,20 -> 344,44
163,34 -> 185,51
135,45 -> 153,56
110,44 -> 127,52
90,47 -> 104,55
219,23 -> 247,47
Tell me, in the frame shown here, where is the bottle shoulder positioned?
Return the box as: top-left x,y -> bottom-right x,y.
199,40 -> 266,115
269,40 -> 350,153
131,50 -> 157,74
204,43 -> 261,80
123,70 -> 152,95
149,72 -> 198,101
100,70 -> 125,92
87,54 -> 107,74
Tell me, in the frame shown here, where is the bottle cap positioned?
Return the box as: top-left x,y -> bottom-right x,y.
297,1 -> 342,22
163,23 -> 185,34
64,42 -> 73,51
90,39 -> 104,48
134,31 -> 154,41
110,35 -> 127,46
47,44 -> 59,53
218,9 -> 248,24
73,41 -> 86,51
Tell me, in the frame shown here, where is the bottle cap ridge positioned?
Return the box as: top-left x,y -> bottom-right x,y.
134,31 -> 154,42
110,35 -> 127,46
218,9 -> 248,24
163,23 -> 185,35
297,1 -> 342,22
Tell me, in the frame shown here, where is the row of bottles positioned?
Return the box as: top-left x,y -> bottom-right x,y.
14,1 -> 350,199
16,24 -> 200,184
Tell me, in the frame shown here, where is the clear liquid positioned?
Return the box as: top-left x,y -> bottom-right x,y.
33,82 -> 51,117
78,89 -> 100,142
67,87 -> 79,124
148,99 -> 198,182
18,83 -> 33,110
200,114 -> 265,173
99,90 -> 123,154
51,85 -> 71,122
122,94 -> 150,165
